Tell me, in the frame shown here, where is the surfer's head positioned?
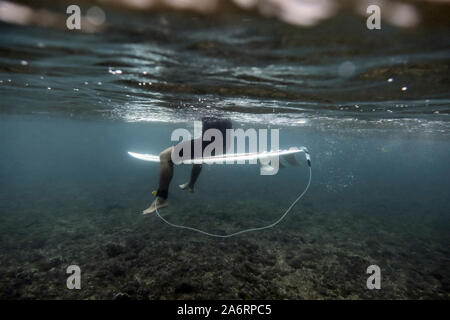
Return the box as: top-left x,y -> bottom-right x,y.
201,116 -> 232,134
201,117 -> 232,153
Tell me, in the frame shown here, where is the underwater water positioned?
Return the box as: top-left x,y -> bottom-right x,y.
0,4 -> 449,299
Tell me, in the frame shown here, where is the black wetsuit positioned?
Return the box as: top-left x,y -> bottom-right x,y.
156,117 -> 232,200
176,117 -> 232,160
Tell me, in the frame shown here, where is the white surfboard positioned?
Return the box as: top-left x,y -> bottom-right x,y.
128,146 -> 310,167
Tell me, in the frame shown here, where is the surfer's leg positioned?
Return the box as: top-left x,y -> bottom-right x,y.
158,146 -> 174,191
143,147 -> 173,214
179,164 -> 202,192
189,164 -> 202,188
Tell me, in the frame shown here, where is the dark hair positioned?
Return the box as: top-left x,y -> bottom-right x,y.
201,117 -> 232,153
201,117 -> 232,135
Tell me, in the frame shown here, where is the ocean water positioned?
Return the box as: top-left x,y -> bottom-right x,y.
0,3 -> 449,299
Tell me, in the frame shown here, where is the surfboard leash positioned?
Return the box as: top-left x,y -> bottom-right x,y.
154,148 -> 312,238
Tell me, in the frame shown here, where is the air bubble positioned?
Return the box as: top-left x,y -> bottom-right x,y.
338,61 -> 356,78
87,6 -> 106,26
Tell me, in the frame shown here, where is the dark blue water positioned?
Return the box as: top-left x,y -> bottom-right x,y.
0,5 -> 449,299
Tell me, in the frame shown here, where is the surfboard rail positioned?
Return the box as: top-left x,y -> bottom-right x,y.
128,146 -> 308,166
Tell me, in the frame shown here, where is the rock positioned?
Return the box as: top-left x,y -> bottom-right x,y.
431,272 -> 443,281
16,270 -> 33,281
124,253 -> 138,261
244,262 -> 260,275
288,257 -> 303,269
113,292 -> 130,300
47,267 -> 59,277
126,238 -> 144,253
381,250 -> 395,258
105,243 -> 126,257
38,256 -> 64,271
49,256 -> 64,266
28,252 -> 44,263
347,255 -> 368,274
108,264 -> 125,277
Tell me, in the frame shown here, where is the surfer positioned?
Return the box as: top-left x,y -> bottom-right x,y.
143,117 -> 232,214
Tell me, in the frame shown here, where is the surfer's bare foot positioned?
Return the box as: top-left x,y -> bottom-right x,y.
179,182 -> 194,192
143,197 -> 168,214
